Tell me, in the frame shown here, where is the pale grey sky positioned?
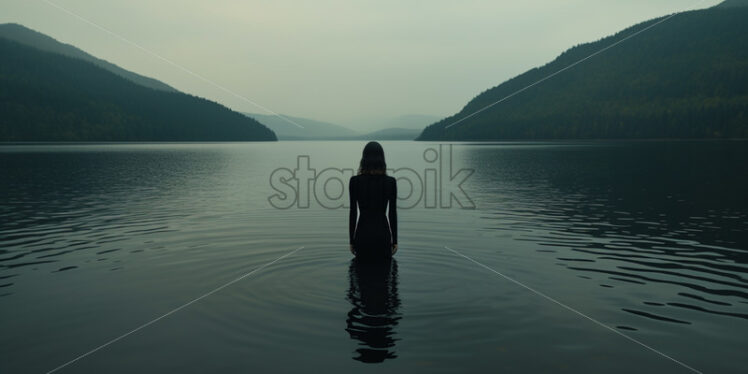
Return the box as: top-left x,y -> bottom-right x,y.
1,0 -> 721,129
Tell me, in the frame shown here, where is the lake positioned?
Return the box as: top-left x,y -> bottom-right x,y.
1,140 -> 747,373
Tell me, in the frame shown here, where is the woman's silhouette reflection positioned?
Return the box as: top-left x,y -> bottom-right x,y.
345,256 -> 402,363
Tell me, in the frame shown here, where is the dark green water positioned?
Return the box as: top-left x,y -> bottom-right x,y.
1,141 -> 746,373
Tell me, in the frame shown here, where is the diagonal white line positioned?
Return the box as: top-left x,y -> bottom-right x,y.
41,0 -> 305,129
444,245 -> 702,374
46,246 -> 305,374
444,0 -> 707,130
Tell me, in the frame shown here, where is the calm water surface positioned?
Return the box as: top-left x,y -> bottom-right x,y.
1,141 -> 747,373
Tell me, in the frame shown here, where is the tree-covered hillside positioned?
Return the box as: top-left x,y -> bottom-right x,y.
0,23 -> 176,92
0,38 -> 276,141
418,6 -> 748,140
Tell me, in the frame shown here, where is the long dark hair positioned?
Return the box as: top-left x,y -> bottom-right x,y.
358,141 -> 387,175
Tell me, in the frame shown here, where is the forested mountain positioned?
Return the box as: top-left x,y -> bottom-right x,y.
418,4 -> 748,140
0,38 -> 276,141
0,23 -> 175,92
716,0 -> 748,7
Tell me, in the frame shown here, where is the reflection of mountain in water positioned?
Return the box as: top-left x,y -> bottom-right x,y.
345,257 -> 402,363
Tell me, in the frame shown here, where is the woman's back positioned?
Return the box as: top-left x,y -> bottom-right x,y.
352,174 -> 394,214
349,174 -> 397,259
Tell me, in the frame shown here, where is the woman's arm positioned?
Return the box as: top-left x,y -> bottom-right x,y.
388,177 -> 397,245
349,177 -> 357,245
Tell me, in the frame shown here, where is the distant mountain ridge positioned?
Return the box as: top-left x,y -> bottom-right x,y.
0,23 -> 176,92
360,127 -> 421,140
418,4 -> 748,140
246,113 -> 421,140
244,113 -> 360,140
356,114 -> 444,131
0,37 -> 275,141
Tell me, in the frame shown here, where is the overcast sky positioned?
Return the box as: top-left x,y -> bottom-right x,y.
1,0 -> 721,130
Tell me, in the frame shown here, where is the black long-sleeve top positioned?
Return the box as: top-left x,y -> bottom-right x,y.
349,174 -> 397,252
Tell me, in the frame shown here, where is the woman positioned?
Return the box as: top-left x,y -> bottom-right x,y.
349,141 -> 398,260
